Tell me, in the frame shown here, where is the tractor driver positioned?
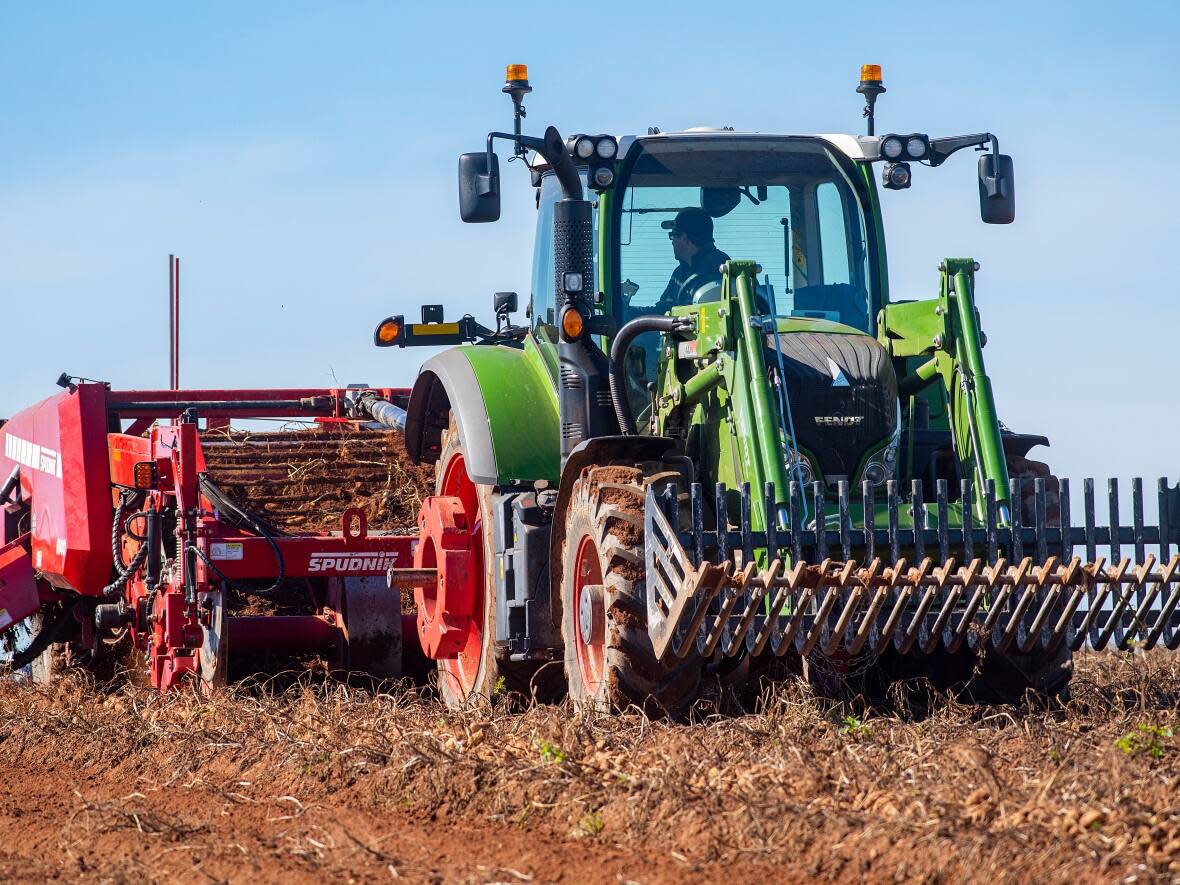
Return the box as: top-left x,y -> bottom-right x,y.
653,208 -> 731,313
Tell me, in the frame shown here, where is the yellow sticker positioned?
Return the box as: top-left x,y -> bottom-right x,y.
412,323 -> 461,336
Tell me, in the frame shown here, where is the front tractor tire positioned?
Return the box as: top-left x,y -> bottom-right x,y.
429,418 -> 535,709
967,455 -> 1072,704
560,464 -> 702,718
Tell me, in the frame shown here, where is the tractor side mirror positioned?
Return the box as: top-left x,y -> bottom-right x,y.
458,152 -> 501,223
978,153 -> 1015,224
494,291 -> 518,315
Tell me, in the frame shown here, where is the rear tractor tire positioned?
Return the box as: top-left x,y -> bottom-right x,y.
560,463 -> 703,718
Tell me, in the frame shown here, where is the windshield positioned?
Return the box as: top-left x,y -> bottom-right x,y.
614,137 -> 873,332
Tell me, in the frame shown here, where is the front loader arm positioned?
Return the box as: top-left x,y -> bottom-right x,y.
878,258 -> 1012,521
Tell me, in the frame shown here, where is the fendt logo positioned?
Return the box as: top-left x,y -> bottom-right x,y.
307,551 -> 399,573
4,433 -> 63,478
814,416 -> 864,427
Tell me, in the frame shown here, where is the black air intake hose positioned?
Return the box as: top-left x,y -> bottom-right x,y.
608,315 -> 691,435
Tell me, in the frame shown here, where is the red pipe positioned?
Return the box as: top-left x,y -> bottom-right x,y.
226,615 -> 340,652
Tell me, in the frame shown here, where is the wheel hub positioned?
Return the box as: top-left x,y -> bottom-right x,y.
413,494 -> 479,659
578,583 -> 604,646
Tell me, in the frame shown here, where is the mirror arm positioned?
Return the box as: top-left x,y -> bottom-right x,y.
485,128 -> 582,201
928,132 -> 998,168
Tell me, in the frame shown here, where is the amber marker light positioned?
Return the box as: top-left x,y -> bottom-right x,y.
133,461 -> 157,489
373,316 -> 404,347
560,307 -> 586,341
505,64 -> 529,83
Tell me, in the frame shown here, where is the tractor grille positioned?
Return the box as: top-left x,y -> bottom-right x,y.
766,331 -> 898,482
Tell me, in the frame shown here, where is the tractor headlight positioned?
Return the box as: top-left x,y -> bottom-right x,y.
883,162 -> 911,190
881,135 -> 905,160
594,136 -> 617,159
863,461 -> 888,486
593,166 -> 614,188
783,449 -> 816,490
574,137 -> 595,160
905,134 -> 930,160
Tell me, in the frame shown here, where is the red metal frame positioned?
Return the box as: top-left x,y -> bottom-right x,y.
0,381 -> 421,691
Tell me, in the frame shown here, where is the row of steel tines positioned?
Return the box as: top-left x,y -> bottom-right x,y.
665,476 -> 1180,655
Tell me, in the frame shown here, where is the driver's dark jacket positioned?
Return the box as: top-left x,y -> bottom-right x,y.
655,244 -> 731,313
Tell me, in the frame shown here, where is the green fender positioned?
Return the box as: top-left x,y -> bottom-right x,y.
403,339 -> 559,486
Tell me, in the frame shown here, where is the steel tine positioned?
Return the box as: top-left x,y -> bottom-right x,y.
936,479 -> 950,563
863,480 -> 875,563
838,481 -> 851,562
888,479 -> 900,564
947,560 -> 987,653
1109,478 -> 1121,565
1051,560 -> 1090,653
986,480 -> 998,564
896,561 -> 937,654
813,481 -> 827,560
1084,479 -> 1097,564
790,481 -> 804,564
1127,556 -> 1165,649
924,562 -> 964,654
1094,559 -> 1135,650
801,586 -> 842,658
724,564 -> 763,657
777,580 -> 820,654
691,482 -> 704,566
700,583 -> 744,657
977,559 -> 1015,641
1034,478 -> 1048,564
1000,576 -> 1041,654
1020,558 -> 1064,653
1160,478 -> 1172,563
740,483 -> 753,564
1060,478 -> 1072,563
715,483 -> 728,564
1010,477 -> 1023,562
748,559 -> 787,655
1075,557 -> 1115,648
911,479 -> 925,561
962,478 -> 974,562
1133,478 -> 1146,565
874,563 -> 912,656
847,559 -> 884,654
1145,556 -> 1180,648
764,482 -> 778,562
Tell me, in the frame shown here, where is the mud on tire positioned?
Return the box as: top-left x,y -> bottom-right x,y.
560,463 -> 702,718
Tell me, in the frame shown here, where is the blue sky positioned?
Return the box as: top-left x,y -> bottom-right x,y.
2,1 -> 1178,491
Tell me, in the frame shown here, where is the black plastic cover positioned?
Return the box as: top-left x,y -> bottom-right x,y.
458,152 -> 501,223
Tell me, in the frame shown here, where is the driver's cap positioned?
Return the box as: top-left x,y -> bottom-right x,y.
661,207 -> 714,244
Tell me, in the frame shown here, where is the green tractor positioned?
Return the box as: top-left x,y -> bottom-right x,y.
374,64 -> 1180,714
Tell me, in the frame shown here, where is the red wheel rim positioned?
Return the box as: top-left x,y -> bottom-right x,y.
573,534 -> 605,695
436,451 -> 485,698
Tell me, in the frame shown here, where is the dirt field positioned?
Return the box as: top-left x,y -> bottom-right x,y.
0,653 -> 1178,884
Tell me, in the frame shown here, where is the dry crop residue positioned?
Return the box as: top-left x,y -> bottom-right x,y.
0,653 -> 1178,883
200,427 -> 434,534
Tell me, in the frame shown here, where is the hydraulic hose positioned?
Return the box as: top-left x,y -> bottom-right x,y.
198,474 -> 285,594
608,315 -> 691,435
103,491 -> 151,599
355,394 -> 407,432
